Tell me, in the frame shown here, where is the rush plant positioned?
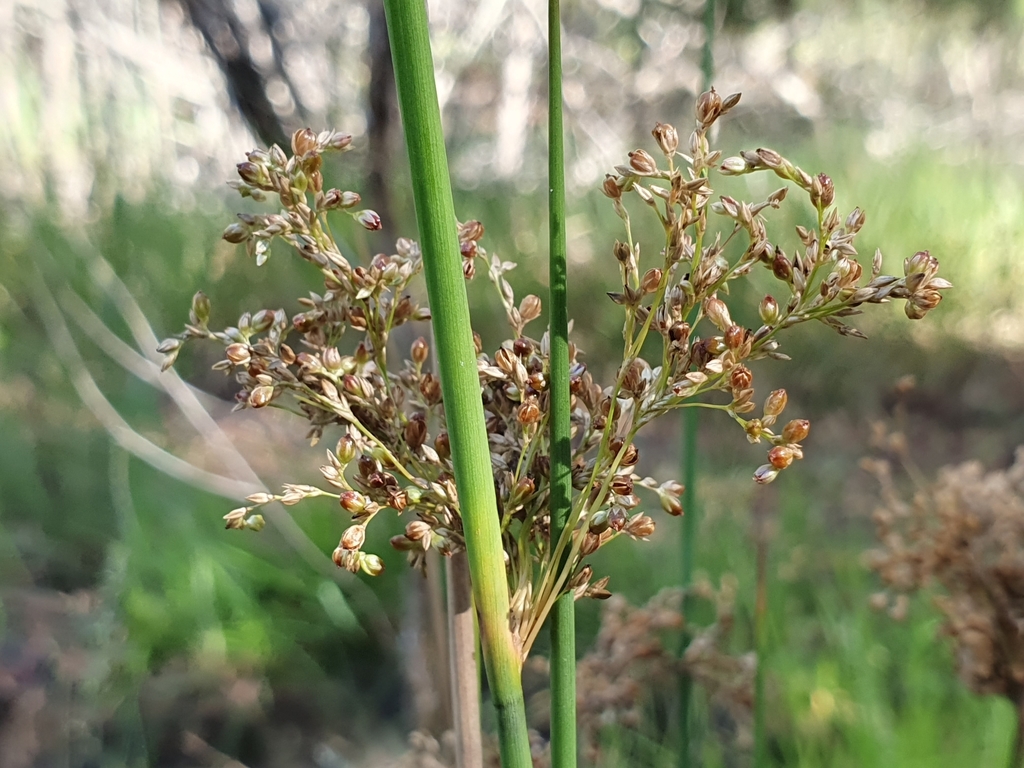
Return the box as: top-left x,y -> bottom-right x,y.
160,29 -> 949,768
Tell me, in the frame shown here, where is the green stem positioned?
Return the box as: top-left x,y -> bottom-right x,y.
382,2 -> 531,765
547,0 -> 576,765
680,4 -> 714,765
678,406 -> 699,767
1010,691 -> 1024,768
754,504 -> 769,768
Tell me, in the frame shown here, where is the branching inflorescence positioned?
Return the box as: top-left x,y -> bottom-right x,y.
159,90 -> 949,660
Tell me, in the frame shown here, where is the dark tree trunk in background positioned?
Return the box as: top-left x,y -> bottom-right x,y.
179,0 -> 289,149
366,0 -> 396,231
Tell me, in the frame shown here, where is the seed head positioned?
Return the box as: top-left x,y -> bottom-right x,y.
291,128 -> 317,157
767,445 -> 796,469
759,295 -> 780,326
652,122 -> 679,156
248,385 -> 274,408
625,514 -> 656,539
628,149 -> 658,175
782,419 -> 810,443
355,210 -> 383,231
340,525 -> 366,551
763,389 -> 788,419
695,88 -> 723,126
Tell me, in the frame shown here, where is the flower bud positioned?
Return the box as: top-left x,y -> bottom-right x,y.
406,520 -> 432,543
157,338 -> 182,354
404,414 -> 427,450
724,324 -> 745,351
517,399 -> 541,425
291,128 -> 317,156
514,476 -> 536,500
613,240 -> 632,263
336,436 -> 357,465
360,553 -> 385,577
668,322 -> 691,346
745,418 -> 763,442
759,295 -> 780,326
660,494 -> 683,516
339,490 -> 368,513
756,147 -> 783,169
580,533 -> 601,557
411,337 -> 429,365
589,509 -> 611,534
768,445 -> 796,469
602,175 -> 622,199
244,514 -> 265,531
764,389 -> 788,418
640,268 -> 662,295
782,419 -> 810,443
223,507 -> 248,530
222,222 -> 249,244
420,373 -> 442,405
625,514 -> 656,539
811,173 -> 835,208
225,343 -> 251,366
720,156 -> 748,174
519,294 -> 542,323
753,464 -> 779,484
652,122 -> 679,156
248,385 -> 274,408
695,88 -> 723,126
628,149 -> 658,174
355,210 -> 382,231
236,161 -> 263,186
730,365 -> 753,392
846,207 -> 866,233
340,525 -> 366,551
320,346 -> 342,372
325,131 -> 353,151
608,506 -> 628,532
704,297 -> 732,331
434,432 -> 451,459
772,248 -> 793,281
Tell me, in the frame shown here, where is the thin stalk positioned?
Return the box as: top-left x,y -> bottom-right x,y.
753,504 -> 769,768
547,0 -> 576,765
383,2 -> 531,765
679,3 -> 714,765
1009,688 -> 1024,768
678,407 -> 699,767
447,551 -> 484,768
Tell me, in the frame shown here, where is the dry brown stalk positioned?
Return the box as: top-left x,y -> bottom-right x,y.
866,426 -> 1024,763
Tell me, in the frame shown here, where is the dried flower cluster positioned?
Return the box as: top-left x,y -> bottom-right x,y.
160,90 -> 947,660
865,433 -> 1024,701
572,581 -> 755,763
393,582 -> 751,768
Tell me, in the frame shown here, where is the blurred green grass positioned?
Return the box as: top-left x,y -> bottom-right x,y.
1,114 -> 1022,765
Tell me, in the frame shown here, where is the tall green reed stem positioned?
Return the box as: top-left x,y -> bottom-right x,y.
547,0 -> 576,765
679,3 -> 715,766
678,407 -> 699,766
383,1 -> 531,764
754,505 -> 769,768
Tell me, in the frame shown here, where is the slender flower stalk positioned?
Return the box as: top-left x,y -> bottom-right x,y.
680,5 -> 715,764
678,406 -> 699,765
382,0 -> 531,764
547,0 -> 576,764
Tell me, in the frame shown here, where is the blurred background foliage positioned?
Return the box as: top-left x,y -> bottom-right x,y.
1,0 -> 1023,765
